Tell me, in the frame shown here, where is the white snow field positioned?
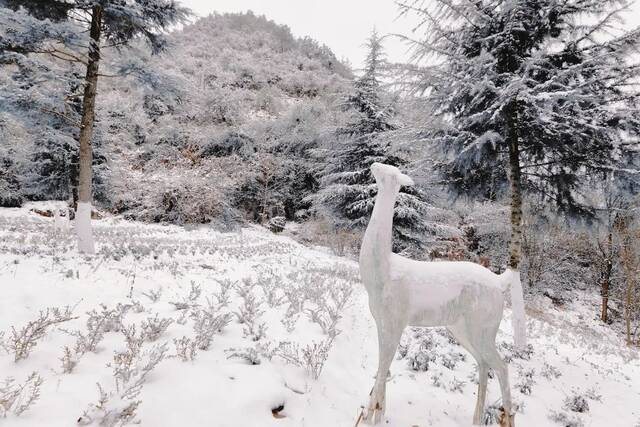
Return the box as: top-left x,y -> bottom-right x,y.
1,206 -> 639,427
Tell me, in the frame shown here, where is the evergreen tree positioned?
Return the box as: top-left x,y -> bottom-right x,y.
399,0 -> 640,270
0,0 -> 189,253
312,30 -> 431,252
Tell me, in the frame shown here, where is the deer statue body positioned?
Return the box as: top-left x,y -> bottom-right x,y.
359,163 -> 525,427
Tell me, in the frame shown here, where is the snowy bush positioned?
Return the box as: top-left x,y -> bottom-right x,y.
169,282 -> 201,311
225,343 -> 273,366
0,372 -> 43,417
499,342 -> 534,363
234,281 -> 267,341
295,219 -> 362,257
191,298 -> 232,351
399,328 -> 468,373
541,362 -> 562,380
212,279 -> 233,308
2,306 -> 76,362
549,410 -> 584,427
482,403 -> 504,426
172,336 -> 197,362
139,314 -> 173,342
141,288 -> 162,303
563,392 -> 590,413
516,368 -> 536,395
448,377 -> 466,393
275,339 -> 333,380
79,343 -> 168,426
62,304 -> 132,363
226,347 -> 262,365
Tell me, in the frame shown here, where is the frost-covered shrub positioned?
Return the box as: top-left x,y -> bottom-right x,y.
521,220 -> 593,292
499,342 -> 534,363
172,337 -> 197,362
234,281 -> 267,341
541,362 -> 562,380
79,344 -> 168,426
268,216 -> 286,233
275,339 -> 333,380
0,153 -> 23,208
213,279 -> 233,308
118,166 -> 243,229
449,377 -> 466,393
225,343 -> 272,365
0,372 -> 43,417
121,325 -> 146,356
401,328 -> 459,372
549,410 -> 584,427
256,275 -> 285,308
169,282 -> 201,311
440,351 -> 466,370
563,393 -> 590,413
482,401 -> 522,426
295,218 -> 362,257
584,388 -> 602,402
62,304 -> 131,363
199,131 -> 255,158
140,314 -> 173,342
141,288 -> 162,303
456,203 -> 510,271
304,278 -> 352,338
408,348 -> 432,372
482,403 -> 504,426
431,372 -> 444,388
516,368 -> 536,395
191,299 -> 232,351
2,306 -> 76,362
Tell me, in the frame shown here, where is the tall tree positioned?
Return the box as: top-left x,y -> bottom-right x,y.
398,0 -> 640,346
0,0 -> 189,253
311,30 -> 431,252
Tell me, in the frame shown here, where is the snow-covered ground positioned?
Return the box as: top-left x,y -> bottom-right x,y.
1,206 -> 639,426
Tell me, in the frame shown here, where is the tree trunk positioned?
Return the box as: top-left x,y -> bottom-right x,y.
507,103 -> 523,271
506,100 -> 527,349
76,5 -> 102,254
600,229 -> 613,323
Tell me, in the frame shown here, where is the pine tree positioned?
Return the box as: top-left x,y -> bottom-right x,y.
312,30 -> 431,252
398,0 -> 640,266
398,0 -> 640,347
0,1 -> 189,253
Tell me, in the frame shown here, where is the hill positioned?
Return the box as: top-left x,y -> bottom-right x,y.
1,12 -> 354,226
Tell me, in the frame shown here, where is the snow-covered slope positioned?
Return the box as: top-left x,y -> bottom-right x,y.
0,207 -> 638,426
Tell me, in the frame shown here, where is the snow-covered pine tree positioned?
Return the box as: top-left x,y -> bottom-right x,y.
398,0 -> 640,347
312,29 -> 430,253
0,0 -> 189,253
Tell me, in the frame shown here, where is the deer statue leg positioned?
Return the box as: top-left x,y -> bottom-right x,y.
447,323 -> 488,426
473,362 -> 489,425
363,320 -> 402,425
485,347 -> 514,427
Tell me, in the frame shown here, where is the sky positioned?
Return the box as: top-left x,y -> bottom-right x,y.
180,0 -> 417,68
180,0 -> 640,69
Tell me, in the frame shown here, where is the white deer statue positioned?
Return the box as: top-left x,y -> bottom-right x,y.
358,163 -> 526,427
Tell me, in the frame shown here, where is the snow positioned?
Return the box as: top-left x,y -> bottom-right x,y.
1,207 -> 639,426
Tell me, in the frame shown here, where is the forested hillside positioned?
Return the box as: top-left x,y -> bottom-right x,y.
1,12 -> 353,225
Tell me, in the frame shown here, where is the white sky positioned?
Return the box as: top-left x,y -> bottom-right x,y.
180,0 -> 640,69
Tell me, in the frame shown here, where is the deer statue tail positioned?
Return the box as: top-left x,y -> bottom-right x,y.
500,268 -> 527,350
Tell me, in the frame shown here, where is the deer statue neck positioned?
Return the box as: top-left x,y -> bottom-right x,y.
359,180 -> 400,288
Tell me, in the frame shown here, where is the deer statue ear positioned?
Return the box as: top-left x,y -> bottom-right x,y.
397,173 -> 414,186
